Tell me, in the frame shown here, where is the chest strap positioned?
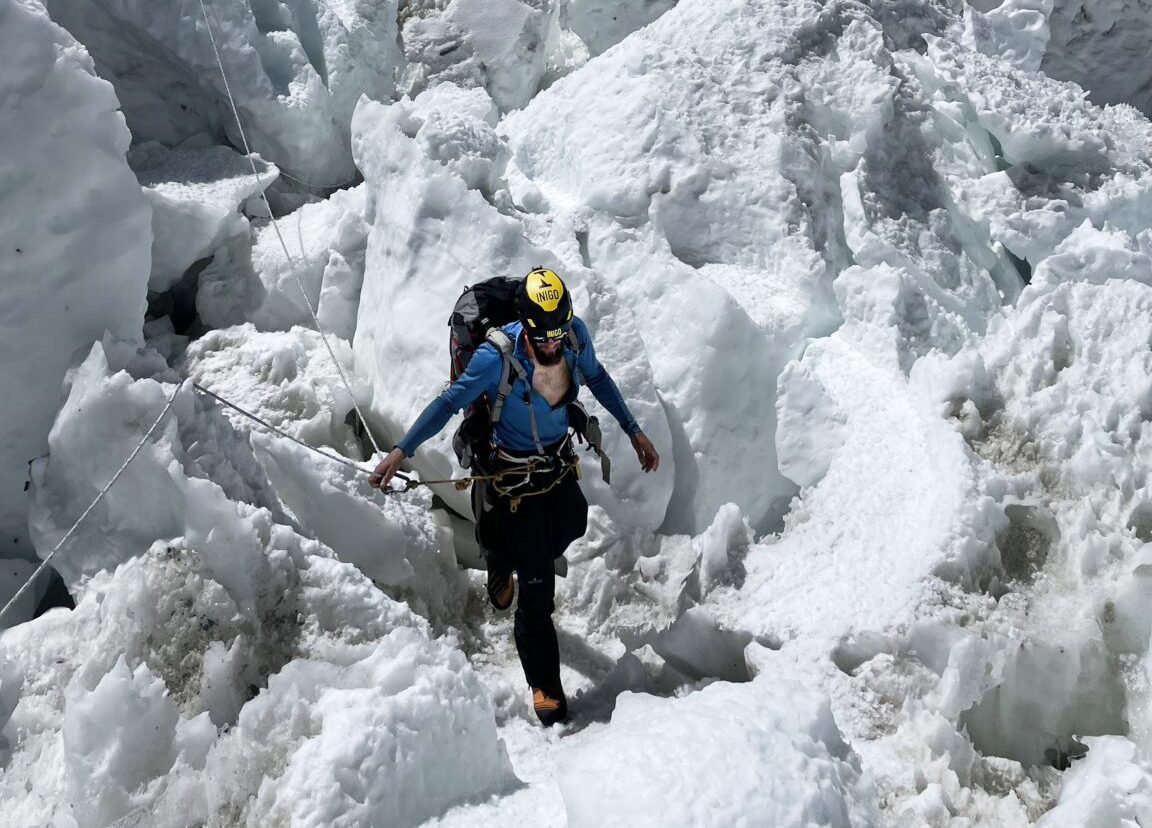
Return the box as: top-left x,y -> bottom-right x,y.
486,329 -> 544,454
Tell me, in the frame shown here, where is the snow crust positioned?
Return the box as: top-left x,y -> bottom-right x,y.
0,0 -> 151,556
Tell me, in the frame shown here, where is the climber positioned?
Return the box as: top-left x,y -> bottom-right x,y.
369,267 -> 659,725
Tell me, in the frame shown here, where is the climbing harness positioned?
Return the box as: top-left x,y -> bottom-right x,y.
489,457 -> 579,513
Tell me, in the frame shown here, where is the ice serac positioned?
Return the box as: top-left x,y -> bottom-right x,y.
923,36 -> 1152,270
6,338 -> 513,825
559,678 -> 877,828
398,0 -> 565,111
197,184 -> 370,338
130,141 -> 278,292
935,224 -> 1152,769
351,85 -> 673,547
179,324 -> 466,623
501,0 -> 923,532
969,0 -> 1152,119
1040,0 -> 1152,116
45,0 -> 404,184
0,0 -> 151,557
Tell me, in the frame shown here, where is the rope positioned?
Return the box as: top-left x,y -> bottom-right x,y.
191,380 -> 576,502
190,382 -> 559,495
196,0 -> 385,460
0,384 -> 183,626
490,460 -> 578,513
192,382 -> 370,475
277,168 -> 362,192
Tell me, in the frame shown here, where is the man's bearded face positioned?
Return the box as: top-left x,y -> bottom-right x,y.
533,339 -> 564,366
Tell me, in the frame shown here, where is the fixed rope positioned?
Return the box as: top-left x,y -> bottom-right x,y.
195,0 -> 385,459
0,384 -> 183,626
190,383 -> 567,498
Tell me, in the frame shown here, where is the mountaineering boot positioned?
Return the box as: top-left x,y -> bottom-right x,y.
487,569 -> 515,611
532,685 -> 568,726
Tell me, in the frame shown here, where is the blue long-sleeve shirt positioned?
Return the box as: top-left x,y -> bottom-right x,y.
395,317 -> 640,456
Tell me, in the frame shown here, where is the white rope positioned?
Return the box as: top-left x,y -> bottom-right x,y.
196,0 -> 385,458
192,382 -> 371,475
0,384 -> 183,626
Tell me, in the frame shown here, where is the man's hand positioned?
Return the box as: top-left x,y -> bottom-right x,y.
630,431 -> 660,473
368,447 -> 406,489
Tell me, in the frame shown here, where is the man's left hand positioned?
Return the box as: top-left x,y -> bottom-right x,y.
630,431 -> 660,472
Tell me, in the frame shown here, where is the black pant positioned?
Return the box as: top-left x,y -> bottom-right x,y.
487,546 -> 560,692
474,441 -> 587,692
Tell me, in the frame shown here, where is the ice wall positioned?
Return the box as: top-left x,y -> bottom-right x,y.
130,141 -> 277,294
0,0 -> 151,557
965,0 -> 1152,118
44,0 -> 404,184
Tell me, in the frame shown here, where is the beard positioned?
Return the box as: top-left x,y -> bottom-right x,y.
533,343 -> 564,366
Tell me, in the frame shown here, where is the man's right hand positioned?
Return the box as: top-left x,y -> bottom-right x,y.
368,447 -> 407,489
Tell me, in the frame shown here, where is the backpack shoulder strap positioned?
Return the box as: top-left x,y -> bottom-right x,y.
485,329 -> 524,425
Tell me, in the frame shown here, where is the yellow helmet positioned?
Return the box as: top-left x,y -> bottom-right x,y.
516,267 -> 573,343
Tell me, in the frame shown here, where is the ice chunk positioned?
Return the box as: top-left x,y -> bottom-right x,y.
63,657 -> 183,828
559,678 -> 877,828
1035,736 -> 1152,827
197,185 -> 370,336
776,360 -> 849,488
398,0 -> 561,111
129,141 -> 278,292
7,340 -> 513,825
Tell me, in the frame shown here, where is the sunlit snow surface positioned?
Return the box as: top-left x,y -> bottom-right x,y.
8,0 -> 1152,825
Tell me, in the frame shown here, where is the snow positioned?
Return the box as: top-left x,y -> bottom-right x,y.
559,678 -> 877,828
196,186 -> 370,338
45,0 -> 404,183
981,0 -> 1152,119
5,339 -> 514,826
0,0 -> 151,557
11,0 -> 1152,824
397,0 -> 569,112
130,141 -> 278,293
1036,736 -> 1152,828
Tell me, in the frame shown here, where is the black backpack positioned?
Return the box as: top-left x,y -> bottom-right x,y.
447,276 -> 609,481
448,277 -> 521,471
